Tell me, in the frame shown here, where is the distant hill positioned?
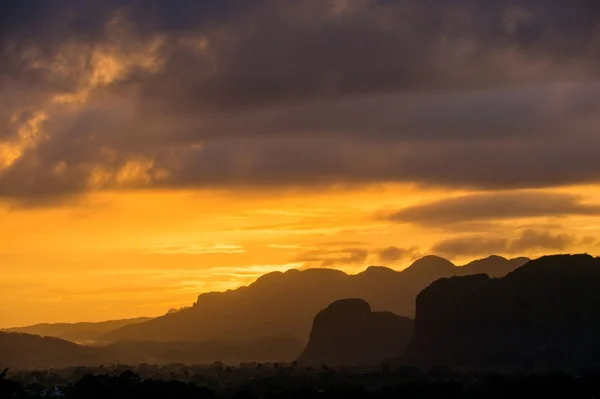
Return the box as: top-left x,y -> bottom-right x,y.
0,331 -> 304,369
102,336 -> 305,365
4,317 -> 153,344
297,299 -> 413,366
103,255 -> 528,342
405,254 -> 600,370
0,332 -> 107,370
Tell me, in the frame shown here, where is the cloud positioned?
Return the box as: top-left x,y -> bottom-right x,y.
4,1 -> 598,107
386,191 -> 600,227
376,246 -> 421,263
506,229 -> 576,253
431,229 -> 579,258
153,242 -> 245,255
1,1 -> 600,204
295,247 -> 369,267
295,243 -> 422,267
580,236 -> 598,246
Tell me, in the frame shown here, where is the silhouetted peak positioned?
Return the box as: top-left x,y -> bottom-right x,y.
195,290 -> 227,303
301,268 -> 348,277
461,255 -> 507,267
251,271 -> 285,286
298,299 -> 413,366
284,269 -> 301,275
250,268 -> 347,289
403,255 -> 455,275
505,253 -> 598,280
358,265 -> 396,276
485,255 -> 507,261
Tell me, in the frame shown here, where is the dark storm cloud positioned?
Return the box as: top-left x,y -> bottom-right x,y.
3,0 -> 600,108
135,0 -> 600,112
0,0 -> 257,42
1,0 -> 600,203
431,229 -> 581,258
386,191 -> 600,227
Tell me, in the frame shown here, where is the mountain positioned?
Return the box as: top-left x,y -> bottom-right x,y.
0,332 -> 108,370
4,317 -> 153,344
102,255 -> 528,342
404,254 -> 600,370
297,299 -> 413,366
0,331 -> 303,369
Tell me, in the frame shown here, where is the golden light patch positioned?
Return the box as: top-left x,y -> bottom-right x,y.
52,34 -> 165,105
116,159 -> 154,185
0,111 -> 47,171
49,14 -> 166,106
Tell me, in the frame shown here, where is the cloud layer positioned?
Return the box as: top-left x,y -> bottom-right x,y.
386,191 -> 600,227
431,229 -> 596,258
1,0 -> 600,203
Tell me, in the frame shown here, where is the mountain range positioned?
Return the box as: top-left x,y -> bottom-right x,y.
0,332 -> 303,370
0,332 -> 106,370
4,317 -> 152,344
5,254 -> 600,370
101,255 -> 528,343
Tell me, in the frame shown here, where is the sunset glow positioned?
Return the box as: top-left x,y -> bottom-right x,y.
2,0 -> 600,328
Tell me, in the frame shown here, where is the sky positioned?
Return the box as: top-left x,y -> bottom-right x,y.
1,0 -> 600,327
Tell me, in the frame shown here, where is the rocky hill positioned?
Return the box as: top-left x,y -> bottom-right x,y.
0,332 -> 107,370
297,299 -> 413,366
4,317 -> 152,344
405,254 -> 600,370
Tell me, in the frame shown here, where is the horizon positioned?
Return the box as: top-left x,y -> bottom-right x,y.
3,252 -> 596,329
2,1 -> 600,328
0,252 -> 513,328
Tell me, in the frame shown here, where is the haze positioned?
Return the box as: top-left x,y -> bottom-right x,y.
1,0 -> 599,328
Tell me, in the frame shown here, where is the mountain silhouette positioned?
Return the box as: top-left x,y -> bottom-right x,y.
102,255 -> 528,342
4,317 -> 153,344
297,299 -> 413,366
0,331 -> 303,369
0,332 -> 107,370
405,254 -> 600,370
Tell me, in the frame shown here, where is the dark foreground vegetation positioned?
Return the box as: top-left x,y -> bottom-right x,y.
4,365 -> 600,399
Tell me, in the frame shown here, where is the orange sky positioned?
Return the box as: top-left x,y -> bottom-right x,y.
2,1 -> 600,327
2,184 -> 599,327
